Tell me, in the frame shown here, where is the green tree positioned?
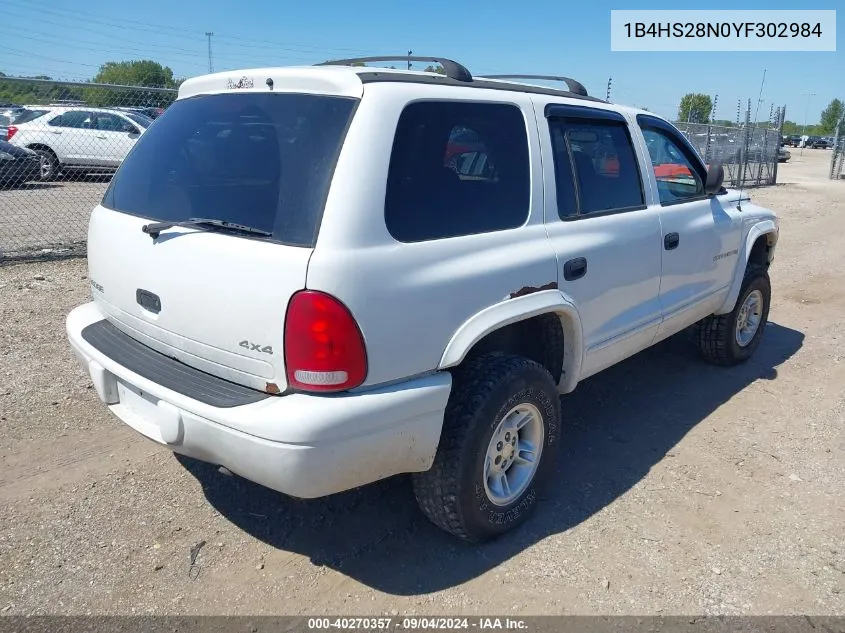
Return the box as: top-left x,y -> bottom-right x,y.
0,73 -> 78,106
677,93 -> 713,124
92,60 -> 178,88
87,60 -> 178,108
819,98 -> 844,134
423,65 -> 446,75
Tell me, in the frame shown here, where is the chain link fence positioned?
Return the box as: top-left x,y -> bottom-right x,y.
674,122 -> 782,188
0,76 -> 176,259
0,76 -> 792,260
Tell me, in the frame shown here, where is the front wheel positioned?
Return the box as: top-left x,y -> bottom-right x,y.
412,352 -> 562,542
695,265 -> 771,366
34,149 -> 59,182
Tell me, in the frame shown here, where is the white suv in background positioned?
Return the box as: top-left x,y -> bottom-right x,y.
8,106 -> 152,180
66,57 -> 779,542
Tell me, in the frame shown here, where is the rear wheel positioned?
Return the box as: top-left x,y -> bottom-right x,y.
412,352 -> 561,542
695,265 -> 771,365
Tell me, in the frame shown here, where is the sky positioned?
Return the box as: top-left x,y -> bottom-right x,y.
0,0 -> 841,124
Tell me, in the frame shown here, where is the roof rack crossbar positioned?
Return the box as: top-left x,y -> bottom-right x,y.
316,56 -> 473,83
479,74 -> 589,97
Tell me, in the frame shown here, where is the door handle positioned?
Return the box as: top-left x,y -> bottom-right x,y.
664,232 -> 680,250
563,257 -> 587,281
94,135 -> 107,139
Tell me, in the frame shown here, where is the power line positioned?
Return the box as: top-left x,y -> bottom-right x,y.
0,31 -> 207,68
4,0 -> 377,56
2,10 -> 207,55
0,27 -> 326,71
0,44 -> 100,67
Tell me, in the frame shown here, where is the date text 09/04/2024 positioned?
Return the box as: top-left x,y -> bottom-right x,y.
307,618 -> 529,630
623,22 -> 823,38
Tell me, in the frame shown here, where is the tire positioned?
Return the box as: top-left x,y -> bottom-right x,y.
33,149 -> 59,182
412,352 -> 562,542
695,264 -> 771,366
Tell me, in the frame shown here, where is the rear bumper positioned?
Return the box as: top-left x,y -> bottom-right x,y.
67,302 -> 451,498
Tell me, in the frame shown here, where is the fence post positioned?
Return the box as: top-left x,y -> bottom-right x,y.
773,105 -> 785,184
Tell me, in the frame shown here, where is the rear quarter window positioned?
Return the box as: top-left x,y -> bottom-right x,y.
102,93 -> 357,247
385,101 -> 530,242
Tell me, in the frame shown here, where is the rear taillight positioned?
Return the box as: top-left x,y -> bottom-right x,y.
6,126 -> 17,140
284,290 -> 367,392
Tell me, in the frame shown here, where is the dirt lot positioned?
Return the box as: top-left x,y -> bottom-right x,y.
0,149 -> 843,616
0,177 -> 108,256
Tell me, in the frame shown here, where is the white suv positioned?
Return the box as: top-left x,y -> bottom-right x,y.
8,106 -> 152,180
66,57 -> 779,542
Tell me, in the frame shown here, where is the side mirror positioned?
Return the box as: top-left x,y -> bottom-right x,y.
704,162 -> 724,196
123,123 -> 139,134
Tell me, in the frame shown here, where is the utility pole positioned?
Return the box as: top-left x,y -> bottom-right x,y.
407,50 -> 412,71
800,91 -> 817,154
205,32 -> 214,73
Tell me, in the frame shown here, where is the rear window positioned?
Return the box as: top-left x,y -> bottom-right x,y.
102,93 -> 357,247
13,109 -> 49,124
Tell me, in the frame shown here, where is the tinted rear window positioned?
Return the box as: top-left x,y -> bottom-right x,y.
13,109 -> 49,124
102,93 -> 357,247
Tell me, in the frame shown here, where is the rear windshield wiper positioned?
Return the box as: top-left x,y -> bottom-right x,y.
141,218 -> 272,239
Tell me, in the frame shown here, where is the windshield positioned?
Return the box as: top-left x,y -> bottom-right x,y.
102,92 -> 357,247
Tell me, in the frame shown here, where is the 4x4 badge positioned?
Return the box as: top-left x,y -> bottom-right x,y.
239,340 -> 273,355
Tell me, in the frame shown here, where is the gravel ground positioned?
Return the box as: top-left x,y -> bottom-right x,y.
0,177 -> 108,257
0,150 -> 843,616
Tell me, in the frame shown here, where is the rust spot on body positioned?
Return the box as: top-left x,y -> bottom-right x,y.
509,281 -> 558,299
265,382 -> 281,395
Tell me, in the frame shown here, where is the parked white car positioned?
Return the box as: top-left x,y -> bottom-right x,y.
7,106 -> 152,180
66,58 -> 779,542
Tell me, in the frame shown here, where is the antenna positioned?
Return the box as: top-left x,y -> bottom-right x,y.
736,68 -> 767,212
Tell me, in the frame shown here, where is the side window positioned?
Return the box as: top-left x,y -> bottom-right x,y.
548,117 -> 644,218
641,128 -> 705,204
49,111 -> 93,129
95,113 -> 134,132
549,124 -> 578,218
385,101 -> 530,242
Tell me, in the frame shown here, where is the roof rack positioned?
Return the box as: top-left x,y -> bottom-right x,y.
316,56 -> 473,83
478,75 -> 589,97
